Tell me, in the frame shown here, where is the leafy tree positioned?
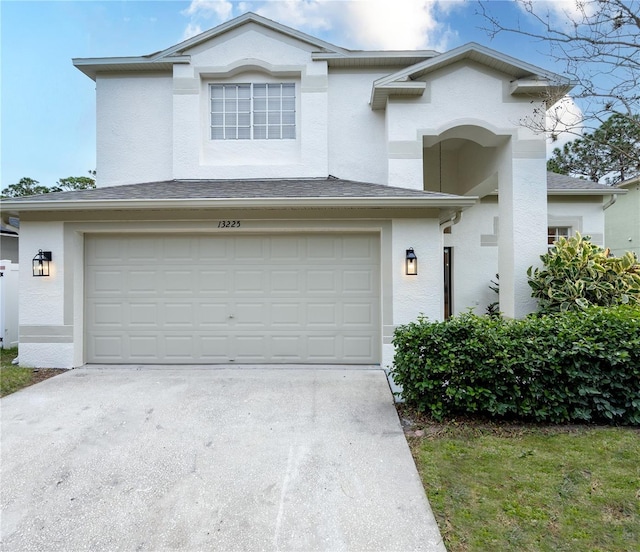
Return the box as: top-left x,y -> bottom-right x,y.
480,0 -> 640,172
527,233 -> 640,313
50,176 -> 96,192
547,113 -> 640,183
1,177 -> 50,198
1,173 -> 96,197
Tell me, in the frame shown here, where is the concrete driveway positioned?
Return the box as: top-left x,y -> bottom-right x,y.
1,367 -> 445,552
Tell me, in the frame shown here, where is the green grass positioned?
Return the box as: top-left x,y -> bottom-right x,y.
410,423 -> 640,552
0,347 -> 33,397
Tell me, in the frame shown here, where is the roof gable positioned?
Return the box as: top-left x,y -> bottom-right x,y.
370,42 -> 574,110
156,12 -> 347,58
73,12 -> 347,79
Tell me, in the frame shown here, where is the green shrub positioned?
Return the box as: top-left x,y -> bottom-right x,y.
527,233 -> 640,313
391,307 -> 640,424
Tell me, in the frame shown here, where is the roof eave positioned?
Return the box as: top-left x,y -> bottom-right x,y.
547,189 -> 624,196
1,196 -> 478,215
73,56 -> 191,80
370,82 -> 427,110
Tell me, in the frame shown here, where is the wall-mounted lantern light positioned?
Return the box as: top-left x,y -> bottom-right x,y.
405,248 -> 417,276
32,250 -> 52,277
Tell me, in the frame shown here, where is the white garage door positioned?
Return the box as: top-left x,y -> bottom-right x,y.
85,234 -> 380,364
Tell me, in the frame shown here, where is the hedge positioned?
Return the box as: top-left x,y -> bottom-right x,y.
391,307 -> 640,425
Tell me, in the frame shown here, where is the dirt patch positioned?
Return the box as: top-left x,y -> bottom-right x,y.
30,368 -> 67,385
395,403 -> 640,437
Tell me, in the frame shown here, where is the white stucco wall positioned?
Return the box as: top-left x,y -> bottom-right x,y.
548,196 -> 606,245
382,218 -> 442,371
383,62 -> 549,317
17,222 -> 72,368
96,75 -> 173,186
327,69 -> 388,183
445,200 -> 500,316
448,194 -> 608,316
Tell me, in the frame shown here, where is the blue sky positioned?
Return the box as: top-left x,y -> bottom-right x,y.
0,1 -> 574,189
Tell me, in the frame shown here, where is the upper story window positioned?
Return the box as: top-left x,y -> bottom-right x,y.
210,83 -> 296,140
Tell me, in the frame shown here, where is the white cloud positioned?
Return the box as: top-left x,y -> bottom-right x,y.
180,1 -> 459,51
546,95 -> 583,157
183,22 -> 204,40
253,0 -> 333,32
521,0 -> 598,24
344,0 -> 455,50
182,0 -> 234,20
181,0 -> 234,40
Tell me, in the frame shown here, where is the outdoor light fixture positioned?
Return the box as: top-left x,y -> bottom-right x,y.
405,248 -> 418,276
32,250 -> 52,277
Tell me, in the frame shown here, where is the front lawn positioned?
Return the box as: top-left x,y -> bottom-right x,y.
0,348 -> 65,397
402,409 -> 640,551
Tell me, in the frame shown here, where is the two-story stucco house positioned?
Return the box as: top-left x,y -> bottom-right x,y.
4,13 -> 616,370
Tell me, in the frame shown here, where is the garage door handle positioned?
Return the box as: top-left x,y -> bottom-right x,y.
229,315 -> 234,319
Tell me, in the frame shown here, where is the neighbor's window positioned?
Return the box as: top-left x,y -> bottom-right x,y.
210,83 -> 296,140
548,226 -> 570,245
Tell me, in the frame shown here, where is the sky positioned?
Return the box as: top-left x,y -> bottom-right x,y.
0,0 -> 586,189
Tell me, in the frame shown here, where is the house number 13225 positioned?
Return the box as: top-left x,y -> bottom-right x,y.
217,220 -> 241,228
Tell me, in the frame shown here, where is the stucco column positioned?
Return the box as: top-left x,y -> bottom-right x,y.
498,139 -> 547,318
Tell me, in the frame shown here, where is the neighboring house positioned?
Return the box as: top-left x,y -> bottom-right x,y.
605,175 -> 640,258
3,13 -> 587,369
1,221 -> 19,264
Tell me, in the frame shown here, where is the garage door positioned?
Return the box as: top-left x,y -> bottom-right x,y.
85,234 -> 380,364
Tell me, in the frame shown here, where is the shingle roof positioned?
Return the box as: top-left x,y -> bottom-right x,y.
6,177 -> 460,202
546,172 -> 617,192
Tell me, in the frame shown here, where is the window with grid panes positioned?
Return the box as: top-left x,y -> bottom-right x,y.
210,83 -> 295,140
548,226 -> 570,245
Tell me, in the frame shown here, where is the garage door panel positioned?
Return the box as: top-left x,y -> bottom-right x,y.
234,335 -> 267,360
234,302 -> 266,326
129,303 -> 159,326
235,240 -> 266,261
343,303 -> 374,326
271,303 -> 302,326
86,234 -> 380,364
129,335 -> 159,360
343,235 -> 375,258
164,335 -> 196,359
164,303 -> 195,327
198,270 -> 229,293
198,302 -> 229,326
234,271 -> 264,293
307,270 -> 336,292
343,270 -> 375,293
271,336 -> 303,360
307,303 -> 337,326
199,335 -> 230,360
270,237 -> 301,260
271,270 -> 300,293
90,269 -> 124,294
307,336 -> 337,361
129,271 -> 158,295
91,302 -> 123,327
343,335 -> 375,361
92,336 -> 123,360
164,270 -> 196,294
307,237 -> 337,259
163,237 -> 195,261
